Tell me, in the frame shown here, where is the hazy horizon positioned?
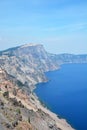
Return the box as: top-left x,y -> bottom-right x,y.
0,42 -> 87,55
0,0 -> 87,54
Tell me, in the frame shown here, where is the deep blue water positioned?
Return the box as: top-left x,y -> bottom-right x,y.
34,64 -> 87,130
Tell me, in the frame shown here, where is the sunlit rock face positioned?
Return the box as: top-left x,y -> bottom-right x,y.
0,44 -> 59,91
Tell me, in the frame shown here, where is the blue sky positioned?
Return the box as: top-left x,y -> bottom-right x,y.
0,0 -> 87,54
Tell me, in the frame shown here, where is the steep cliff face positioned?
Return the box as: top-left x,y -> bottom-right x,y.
0,44 -> 59,91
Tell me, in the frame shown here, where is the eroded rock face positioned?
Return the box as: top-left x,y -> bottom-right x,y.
0,44 -> 59,91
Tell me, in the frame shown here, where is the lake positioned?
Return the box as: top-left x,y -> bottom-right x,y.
34,64 -> 87,130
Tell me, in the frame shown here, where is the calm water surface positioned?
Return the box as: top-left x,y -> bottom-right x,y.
35,64 -> 87,130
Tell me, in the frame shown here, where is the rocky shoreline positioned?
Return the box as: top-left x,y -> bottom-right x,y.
0,67 -> 75,130
30,92 -> 75,130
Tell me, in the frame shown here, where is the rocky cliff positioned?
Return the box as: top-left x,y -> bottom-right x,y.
0,44 -> 87,92
0,44 -> 59,92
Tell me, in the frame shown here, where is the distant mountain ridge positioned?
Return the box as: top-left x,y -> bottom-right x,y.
49,53 -> 87,65
0,43 -> 87,92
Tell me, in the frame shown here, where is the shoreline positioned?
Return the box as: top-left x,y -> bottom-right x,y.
33,62 -> 87,129
0,87 -> 75,130
30,92 -> 75,130
32,65 -> 76,130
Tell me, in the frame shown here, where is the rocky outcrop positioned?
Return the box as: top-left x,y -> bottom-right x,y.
0,44 -> 59,92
